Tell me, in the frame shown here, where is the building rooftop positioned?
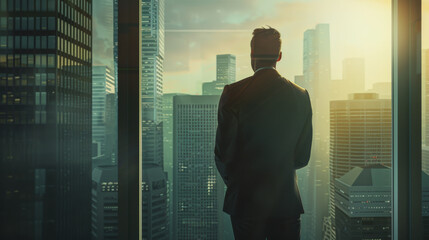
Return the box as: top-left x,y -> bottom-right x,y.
337,164 -> 429,188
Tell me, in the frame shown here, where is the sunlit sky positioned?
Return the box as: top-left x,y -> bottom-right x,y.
93,0 -> 429,95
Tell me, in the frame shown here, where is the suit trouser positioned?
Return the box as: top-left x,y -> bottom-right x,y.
230,214 -> 301,240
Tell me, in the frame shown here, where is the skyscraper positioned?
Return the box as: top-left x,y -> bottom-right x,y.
91,165 -> 118,239
142,164 -> 169,239
342,58 -> 365,93
0,1 -> 92,239
335,165 -> 429,239
300,23 -> 331,240
113,0 -> 118,88
329,93 -> 392,239
104,92 -> 117,165
216,54 -> 236,84
141,0 -> 164,167
92,66 -> 115,158
141,0 -> 169,238
173,95 -> 224,240
202,80 -> 227,95
294,75 -> 306,90
335,165 -> 391,240
369,82 -> 391,99
162,92 -> 187,240
203,54 -> 236,95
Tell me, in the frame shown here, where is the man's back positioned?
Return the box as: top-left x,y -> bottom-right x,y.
215,68 -> 312,218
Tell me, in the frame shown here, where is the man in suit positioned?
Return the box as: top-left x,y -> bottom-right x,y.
214,27 -> 313,240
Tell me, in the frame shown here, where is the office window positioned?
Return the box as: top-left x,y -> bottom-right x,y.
48,17 -> 54,30
0,0 -> 426,239
28,17 -> 34,30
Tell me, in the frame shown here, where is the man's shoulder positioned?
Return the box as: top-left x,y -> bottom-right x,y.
226,76 -> 253,93
279,77 -> 308,97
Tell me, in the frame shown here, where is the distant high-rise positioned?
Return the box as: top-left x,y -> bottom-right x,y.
141,0 -> 169,238
335,165 -> 429,239
173,95 -> 224,240
113,0 -> 118,88
92,66 -> 115,158
335,166 -> 391,239
329,93 -> 391,239
104,93 -> 117,165
0,1 -> 92,239
162,93 -> 188,182
216,54 -> 236,84
329,79 -> 349,101
202,80 -> 227,95
369,82 -> 391,99
162,92 -> 187,240
141,0 -> 165,167
91,165 -> 118,239
142,164 -> 169,239
301,23 -> 331,240
203,54 -> 236,95
294,75 -> 306,89
342,58 -> 365,93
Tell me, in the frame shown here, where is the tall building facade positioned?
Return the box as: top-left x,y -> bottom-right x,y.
92,66 -> 115,157
216,54 -> 236,84
162,92 -> 187,240
0,1 -> 93,239
173,95 -> 224,240
91,165 -> 118,239
300,23 -> 331,240
142,164 -> 169,239
141,0 -> 164,167
203,54 -> 236,95
104,92 -> 117,165
329,93 -> 391,239
335,166 -> 391,240
342,58 -> 365,93
141,0 -> 169,239
335,165 -> 429,239
329,58 -> 366,101
113,0 -> 118,88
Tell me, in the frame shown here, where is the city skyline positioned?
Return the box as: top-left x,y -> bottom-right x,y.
93,0 -> 415,95
1,0 -> 426,239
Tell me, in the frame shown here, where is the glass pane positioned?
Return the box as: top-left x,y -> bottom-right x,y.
0,0 -> 119,239
0,0 -> 395,239
163,0 -> 391,239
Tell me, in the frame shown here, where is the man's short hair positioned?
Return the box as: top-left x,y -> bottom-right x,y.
251,26 -> 282,62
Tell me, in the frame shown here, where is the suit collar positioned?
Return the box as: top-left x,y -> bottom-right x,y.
253,67 -> 281,79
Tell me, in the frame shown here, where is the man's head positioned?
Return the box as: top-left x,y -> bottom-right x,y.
250,27 -> 282,71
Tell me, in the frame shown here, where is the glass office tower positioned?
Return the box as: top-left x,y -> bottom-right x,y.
173,95 -> 224,240
0,0 -> 92,239
141,0 -> 169,239
329,93 -> 392,239
92,66 -> 115,158
299,23 -> 332,240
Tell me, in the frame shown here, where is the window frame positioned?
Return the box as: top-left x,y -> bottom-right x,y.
117,0 -> 424,239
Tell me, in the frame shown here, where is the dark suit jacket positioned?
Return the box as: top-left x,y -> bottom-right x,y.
214,68 -> 312,218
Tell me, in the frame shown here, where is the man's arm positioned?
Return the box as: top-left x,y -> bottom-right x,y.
294,90 -> 313,169
214,85 -> 238,186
